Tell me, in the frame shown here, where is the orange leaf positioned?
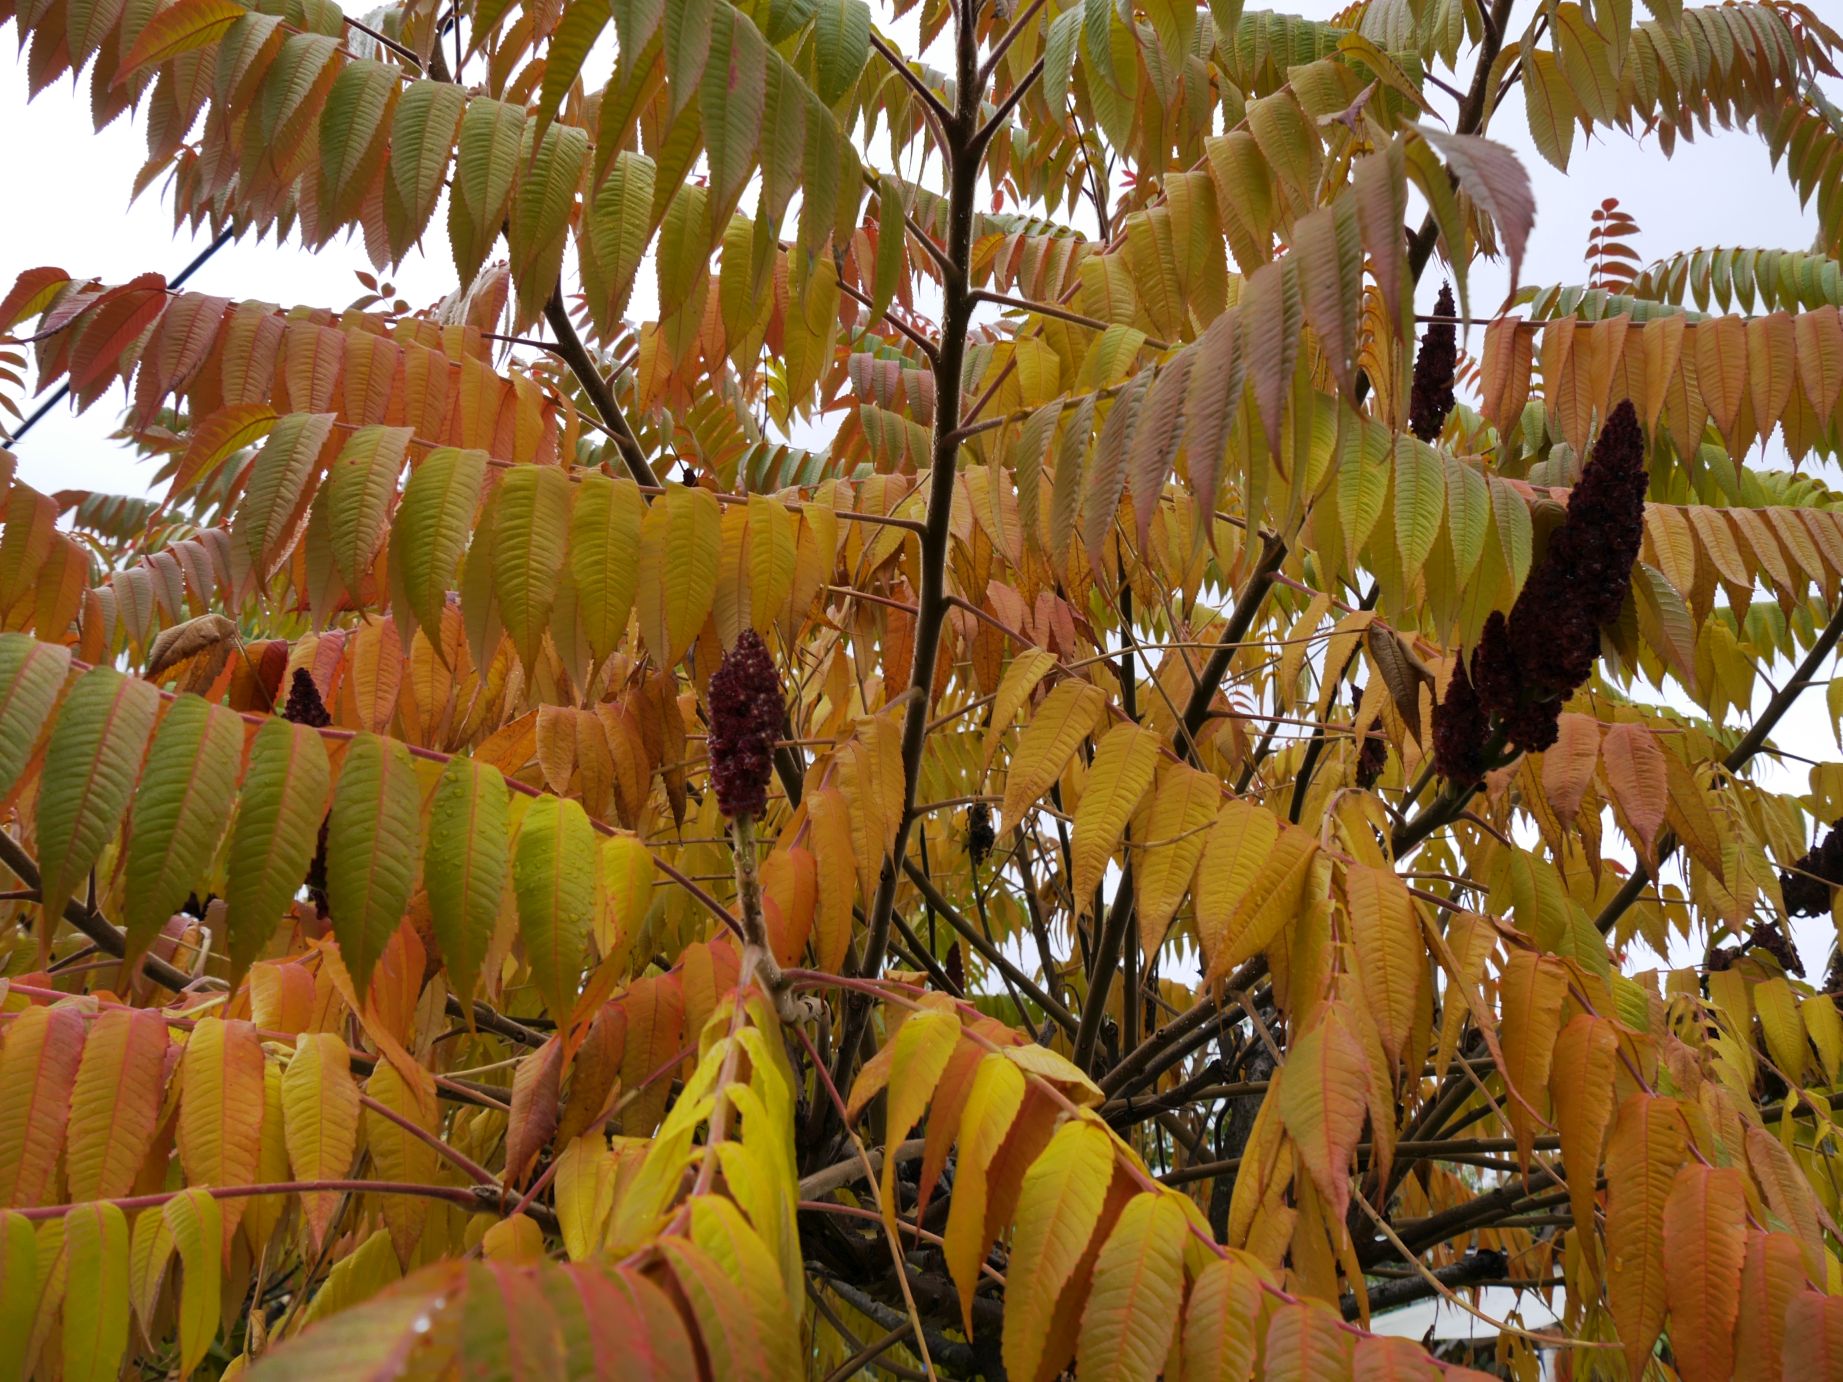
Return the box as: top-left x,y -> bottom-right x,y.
1782,1290 -> 1843,1381
1262,1300 -> 1353,1380
1733,1230 -> 1808,1382
1605,1092 -> 1687,1378
118,0 -> 247,80
64,1006 -> 167,1203
1601,721 -> 1668,866
1550,1014 -> 1617,1269
1351,1334 -> 1441,1380
1497,950 -> 1568,1174
1661,1164 -> 1747,1382
0,1004 -> 85,1208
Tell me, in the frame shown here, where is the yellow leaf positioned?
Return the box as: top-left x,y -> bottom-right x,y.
1132,761 -> 1220,951
1277,1003 -> 1368,1222
481,1213 -> 546,1262
1194,799 -> 1277,955
1343,864 -> 1421,1067
944,1055 -> 1027,1333
163,1188 -> 222,1375
1180,1253 -> 1263,1381
176,1018 -> 265,1251
597,832 -> 656,971
281,1033 -> 360,1251
983,648 -> 1060,773
999,677 -> 1106,824
1751,977 -> 1808,1083
365,1059 -> 438,1267
1002,1117 -> 1116,1382
1003,1042 -> 1104,1107
745,494 -> 797,637
874,1008 -> 961,1235
1076,1192 -> 1187,1381
553,1135 -> 617,1261
1071,722 -> 1163,905
1204,819 -> 1318,981
804,786 -> 857,972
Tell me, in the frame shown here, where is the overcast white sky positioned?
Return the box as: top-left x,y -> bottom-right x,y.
3,4 -> 1841,974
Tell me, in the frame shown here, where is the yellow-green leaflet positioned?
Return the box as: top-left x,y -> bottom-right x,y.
34,665 -> 160,935
224,717 -> 332,981
122,693 -> 244,964
425,756 -> 511,1010
514,794 -> 599,1020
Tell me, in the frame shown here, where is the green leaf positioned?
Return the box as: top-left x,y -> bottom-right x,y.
327,731 -> 423,1000
238,411 -> 337,580
663,0 -> 716,114
515,795 -> 599,1020
701,6 -> 766,229
0,1210 -> 35,1381
0,634 -> 70,802
635,483 -> 721,668
61,1202 -> 129,1382
491,464 -> 575,675
387,80 -> 467,258
317,59 -> 399,228
224,717 -> 331,980
447,97 -> 527,288
322,424 -> 412,595
390,447 -> 488,656
570,472 -> 645,666
585,152 -> 658,324
35,665 -> 160,932
812,0 -> 870,106
509,122 -> 590,330
536,0 -> 611,142
1392,435 -> 1444,583
122,694 -> 245,965
425,756 -> 510,1010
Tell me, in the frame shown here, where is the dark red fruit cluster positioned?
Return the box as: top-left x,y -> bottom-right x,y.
1431,657 -> 1490,785
707,630 -> 784,820
1431,401 -> 1648,781
282,669 -> 334,915
282,668 -> 332,728
1351,686 -> 1387,789
943,941 -> 965,995
967,802 -> 996,864
1408,283 -> 1458,443
1782,820 -> 1843,918
1745,918 -> 1803,976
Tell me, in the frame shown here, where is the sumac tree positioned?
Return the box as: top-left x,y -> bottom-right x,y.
3,0 -> 1843,1377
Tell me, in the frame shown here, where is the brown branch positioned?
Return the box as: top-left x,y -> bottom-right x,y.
1173,535 -> 1288,765
828,6 -> 988,1109
868,31 -> 954,130
542,286 -> 657,487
